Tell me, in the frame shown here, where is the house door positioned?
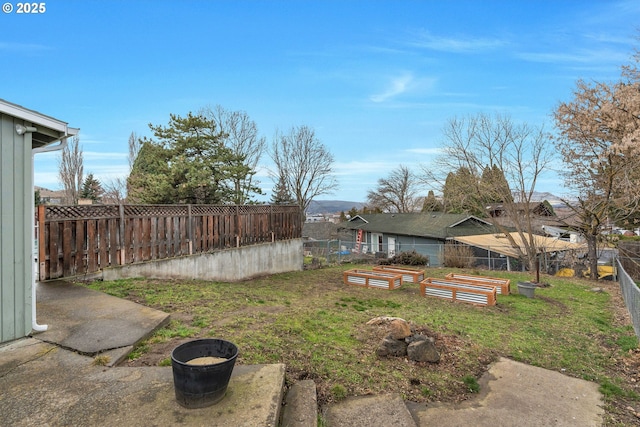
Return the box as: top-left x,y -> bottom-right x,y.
371,233 -> 383,253
387,237 -> 396,257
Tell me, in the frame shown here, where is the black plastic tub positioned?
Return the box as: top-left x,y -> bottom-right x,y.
171,338 -> 239,408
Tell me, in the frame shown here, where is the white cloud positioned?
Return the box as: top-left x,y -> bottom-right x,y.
369,73 -> 437,104
408,30 -> 508,53
333,160 -> 396,176
0,41 -> 49,51
516,48 -> 628,65
370,73 -> 414,103
83,151 -> 127,161
405,147 -> 443,155
34,171 -> 60,190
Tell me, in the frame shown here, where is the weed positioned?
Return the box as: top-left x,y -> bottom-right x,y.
93,355 -> 111,366
462,375 -> 480,393
153,320 -> 198,341
331,384 -> 348,401
192,317 -> 209,328
615,330 -> 638,353
421,386 -> 432,397
600,378 -> 629,399
158,357 -> 172,367
128,343 -> 149,360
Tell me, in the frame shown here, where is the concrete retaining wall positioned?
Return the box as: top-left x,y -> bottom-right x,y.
102,239 -> 303,282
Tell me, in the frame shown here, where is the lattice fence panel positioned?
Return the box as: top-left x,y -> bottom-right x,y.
38,204 -> 302,279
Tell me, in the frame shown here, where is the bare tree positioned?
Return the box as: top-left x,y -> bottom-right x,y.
58,135 -> 84,205
553,52 -> 640,278
102,177 -> 127,204
202,105 -> 266,204
270,125 -> 337,219
128,131 -> 141,171
367,165 -> 421,212
422,113 -> 554,273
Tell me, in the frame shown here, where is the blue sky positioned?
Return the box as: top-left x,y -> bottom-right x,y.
2,0 -> 639,202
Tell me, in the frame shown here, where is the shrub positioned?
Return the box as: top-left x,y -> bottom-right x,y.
443,243 -> 475,268
378,250 -> 429,266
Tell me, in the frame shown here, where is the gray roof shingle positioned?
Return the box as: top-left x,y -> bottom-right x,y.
342,213 -> 498,240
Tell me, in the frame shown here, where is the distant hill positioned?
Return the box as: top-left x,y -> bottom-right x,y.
307,200 -> 365,214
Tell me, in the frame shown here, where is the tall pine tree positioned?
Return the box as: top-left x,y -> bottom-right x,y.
80,173 -> 103,203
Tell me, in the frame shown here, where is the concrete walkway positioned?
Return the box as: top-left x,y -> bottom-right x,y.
35,280 -> 171,363
408,357 -> 604,427
324,358 -> 605,427
0,281 -> 285,427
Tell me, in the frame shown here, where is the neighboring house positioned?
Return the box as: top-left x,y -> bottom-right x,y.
0,99 -> 78,344
341,213 -> 499,266
485,201 -> 589,239
35,186 -> 67,205
486,201 -> 555,218
302,221 -> 352,241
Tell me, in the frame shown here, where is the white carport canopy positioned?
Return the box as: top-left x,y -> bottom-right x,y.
451,232 -> 586,258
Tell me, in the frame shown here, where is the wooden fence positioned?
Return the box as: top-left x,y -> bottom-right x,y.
37,204 -> 301,280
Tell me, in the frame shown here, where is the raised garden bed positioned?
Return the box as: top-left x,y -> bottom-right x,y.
372,265 -> 425,284
343,269 -> 403,290
420,278 -> 497,306
445,273 -> 510,295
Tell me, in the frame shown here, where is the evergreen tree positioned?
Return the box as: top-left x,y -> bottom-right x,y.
80,173 -> 104,203
421,190 -> 442,212
127,142 -> 174,203
442,168 -> 483,215
127,113 -> 238,204
270,174 -> 295,205
480,165 -> 512,204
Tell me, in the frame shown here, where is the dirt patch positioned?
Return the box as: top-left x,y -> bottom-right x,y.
125,338 -> 190,367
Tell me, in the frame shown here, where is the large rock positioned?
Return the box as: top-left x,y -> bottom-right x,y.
389,319 -> 412,340
377,334 -> 408,357
407,337 -> 440,363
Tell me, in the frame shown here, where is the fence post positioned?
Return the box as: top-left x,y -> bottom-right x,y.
270,205 -> 274,242
119,204 -> 126,265
236,205 -> 240,247
188,204 -> 193,255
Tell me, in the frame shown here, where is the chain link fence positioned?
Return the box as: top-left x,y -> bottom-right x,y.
302,239 -> 584,273
617,258 -> 640,339
617,241 -> 640,339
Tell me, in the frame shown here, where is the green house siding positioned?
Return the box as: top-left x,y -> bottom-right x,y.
395,235 -> 443,266
0,113 -> 32,343
0,100 -> 77,344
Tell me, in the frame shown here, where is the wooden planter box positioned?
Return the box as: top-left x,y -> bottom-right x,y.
343,269 -> 403,290
445,273 -> 510,295
372,265 -> 425,284
420,278 -> 497,306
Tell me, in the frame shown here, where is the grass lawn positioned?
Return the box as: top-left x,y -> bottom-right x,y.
84,264 -> 640,426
